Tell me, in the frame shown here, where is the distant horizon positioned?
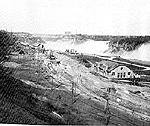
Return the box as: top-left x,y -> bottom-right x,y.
4,30 -> 150,36
1,0 -> 150,36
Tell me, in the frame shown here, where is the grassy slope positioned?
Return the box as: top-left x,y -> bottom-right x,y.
1,54 -> 150,125
0,58 -> 105,125
0,65 -> 66,125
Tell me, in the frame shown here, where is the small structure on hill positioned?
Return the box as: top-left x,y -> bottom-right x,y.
11,50 -> 25,55
49,55 -> 56,60
10,50 -> 26,59
65,49 -> 78,54
48,54 -> 60,65
19,50 -> 25,55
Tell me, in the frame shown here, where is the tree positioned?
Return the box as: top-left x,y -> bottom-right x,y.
0,30 -> 17,61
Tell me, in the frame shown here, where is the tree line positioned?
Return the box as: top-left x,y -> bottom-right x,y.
108,36 -> 150,52
0,30 -> 18,61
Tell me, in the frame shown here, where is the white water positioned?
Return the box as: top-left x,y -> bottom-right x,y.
122,43 -> 150,62
44,40 -> 109,55
44,39 -> 150,62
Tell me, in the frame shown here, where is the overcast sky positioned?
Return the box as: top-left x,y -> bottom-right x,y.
0,0 -> 150,35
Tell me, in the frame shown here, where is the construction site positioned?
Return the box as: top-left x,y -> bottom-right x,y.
1,34 -> 150,126
2,0 -> 150,125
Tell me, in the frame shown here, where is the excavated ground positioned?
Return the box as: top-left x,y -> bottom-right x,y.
1,51 -> 150,125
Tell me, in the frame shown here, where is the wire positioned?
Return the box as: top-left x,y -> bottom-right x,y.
40,68 -> 143,126
63,90 -> 141,126
33,53 -> 146,126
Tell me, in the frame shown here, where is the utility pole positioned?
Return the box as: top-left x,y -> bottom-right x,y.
71,81 -> 75,104
75,29 -> 77,42
71,74 -> 80,104
11,28 -> 12,37
104,87 -> 111,126
51,72 -> 53,85
49,62 -> 54,85
37,48 -> 40,84
36,39 -> 40,84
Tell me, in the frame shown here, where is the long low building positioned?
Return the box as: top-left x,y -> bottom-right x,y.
92,60 -> 141,79
108,65 -> 140,79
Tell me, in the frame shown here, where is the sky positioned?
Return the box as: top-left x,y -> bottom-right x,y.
0,0 -> 150,35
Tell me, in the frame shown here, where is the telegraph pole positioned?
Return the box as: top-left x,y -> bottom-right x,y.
104,87 -> 111,126
36,39 -> 40,84
37,48 -> 39,84
71,81 -> 75,104
71,74 -> 79,104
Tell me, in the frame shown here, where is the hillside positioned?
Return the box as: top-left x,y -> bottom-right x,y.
107,36 -> 150,54
1,30 -> 150,125
1,51 -> 150,125
13,32 -> 45,45
0,65 -> 66,124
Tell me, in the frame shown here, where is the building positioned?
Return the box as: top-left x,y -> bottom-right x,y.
65,31 -> 71,35
11,50 -> 25,55
65,49 -> 78,54
92,60 -> 140,79
108,65 -> 138,79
